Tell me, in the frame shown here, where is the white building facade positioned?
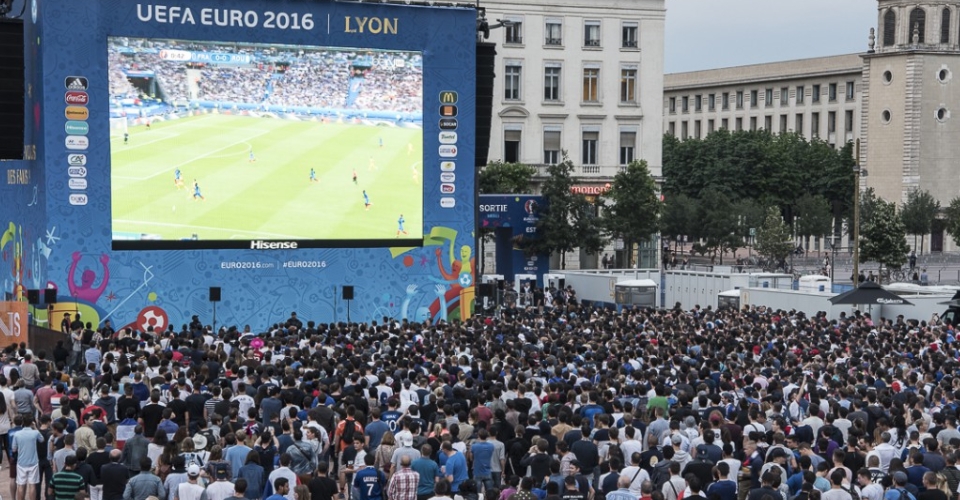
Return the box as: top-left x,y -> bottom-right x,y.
482,0 -> 666,181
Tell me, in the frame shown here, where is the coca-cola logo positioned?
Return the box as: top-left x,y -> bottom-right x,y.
64,91 -> 89,105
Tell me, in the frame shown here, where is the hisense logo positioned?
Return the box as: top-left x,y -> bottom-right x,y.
250,241 -> 298,250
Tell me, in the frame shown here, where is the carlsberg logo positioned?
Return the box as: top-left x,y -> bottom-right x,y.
250,241 -> 298,250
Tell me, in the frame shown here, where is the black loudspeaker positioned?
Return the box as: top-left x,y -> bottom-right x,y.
342,286 -> 354,300
475,42 -> 496,168
477,283 -> 494,298
497,279 -> 505,290
26,289 -> 39,305
44,288 -> 57,304
0,19 -> 24,160
558,279 -> 565,290
209,287 -> 221,302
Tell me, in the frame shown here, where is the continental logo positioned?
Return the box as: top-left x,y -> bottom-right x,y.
65,106 -> 89,120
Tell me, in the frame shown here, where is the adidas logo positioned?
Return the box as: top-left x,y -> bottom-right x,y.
64,76 -> 88,90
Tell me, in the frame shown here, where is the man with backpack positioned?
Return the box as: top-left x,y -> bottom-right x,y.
335,406 -> 364,470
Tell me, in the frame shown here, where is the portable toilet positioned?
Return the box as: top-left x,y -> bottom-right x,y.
614,279 -> 658,308
798,275 -> 832,293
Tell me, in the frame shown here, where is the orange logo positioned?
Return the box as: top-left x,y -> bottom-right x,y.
64,106 -> 89,120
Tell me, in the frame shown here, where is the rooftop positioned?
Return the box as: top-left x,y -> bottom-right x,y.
665,53 -> 863,91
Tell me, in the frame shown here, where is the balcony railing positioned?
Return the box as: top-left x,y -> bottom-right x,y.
584,39 -> 601,47
545,38 -> 563,46
622,40 -> 638,48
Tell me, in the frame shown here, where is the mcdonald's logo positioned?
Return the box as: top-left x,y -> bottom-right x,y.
439,91 -> 458,104
440,105 -> 458,117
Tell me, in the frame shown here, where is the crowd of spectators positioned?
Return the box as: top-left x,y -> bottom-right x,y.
7,292 -> 960,500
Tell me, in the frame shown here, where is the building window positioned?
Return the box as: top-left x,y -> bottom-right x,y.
621,68 -> 637,103
619,130 -> 636,165
829,83 -> 837,102
694,94 -> 702,112
582,130 -> 598,164
708,94 -> 716,111
750,90 -> 758,108
669,97 -> 676,114
780,115 -> 788,133
796,85 -> 805,104
910,7 -> 926,43
764,88 -> 773,107
505,20 -> 523,44
845,110 -> 854,132
622,22 -> 638,48
846,81 -> 855,100
812,112 -> 820,136
735,117 -> 742,131
682,96 -> 689,113
750,116 -> 757,131
708,119 -> 715,134
582,67 -> 599,102
545,21 -> 562,46
584,21 -> 601,47
795,113 -> 804,133
681,122 -> 688,139
884,9 -> 897,47
694,120 -> 702,139
543,129 -> 561,164
764,115 -> 772,130
943,8 -> 951,44
780,87 -> 789,105
504,64 -> 522,100
668,122 -> 676,136
813,84 -> 821,102
504,129 -> 521,163
544,65 -> 561,101
721,118 -> 728,129
828,111 -> 836,133
722,92 -> 730,110
736,91 -> 744,109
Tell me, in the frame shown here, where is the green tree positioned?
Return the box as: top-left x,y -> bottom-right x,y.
694,189 -> 741,263
600,160 -> 660,269
734,199 -> 765,249
945,197 -> 960,248
859,189 -> 910,270
527,157 -> 579,269
900,189 -> 940,253
478,161 -> 537,194
794,194 -> 833,245
661,193 -> 697,252
755,206 -> 793,270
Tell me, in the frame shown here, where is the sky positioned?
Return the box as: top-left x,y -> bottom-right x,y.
665,0 -> 878,73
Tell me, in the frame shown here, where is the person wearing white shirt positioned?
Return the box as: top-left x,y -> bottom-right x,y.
872,432 -> 898,472
620,454 -> 650,497
856,469 -> 882,500
801,404 -> 824,438
618,427 -> 643,465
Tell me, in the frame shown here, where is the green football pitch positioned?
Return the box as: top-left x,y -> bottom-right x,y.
110,113 -> 424,242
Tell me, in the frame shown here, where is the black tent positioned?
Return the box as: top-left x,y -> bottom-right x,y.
829,281 -> 913,306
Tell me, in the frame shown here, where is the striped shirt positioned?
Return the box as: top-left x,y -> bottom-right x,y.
51,470 -> 85,500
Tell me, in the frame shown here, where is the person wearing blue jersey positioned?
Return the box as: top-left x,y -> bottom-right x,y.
468,429 -> 495,494
381,400 -> 402,433
192,180 -> 205,201
248,149 -> 256,162
440,441 -> 468,493
174,169 -> 184,189
353,454 -> 386,500
310,168 -> 319,183
395,216 -> 407,238
363,191 -> 371,211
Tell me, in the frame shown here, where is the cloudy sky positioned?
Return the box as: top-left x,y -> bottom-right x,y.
665,0 -> 878,73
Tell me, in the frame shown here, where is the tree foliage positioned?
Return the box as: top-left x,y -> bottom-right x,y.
528,157 -> 602,269
944,197 -> 960,249
600,160 -> 660,266
661,193 -> 697,248
478,161 -> 537,194
755,206 -> 793,268
900,189 -> 940,251
794,194 -> 833,240
859,188 -> 910,269
691,189 -> 741,262
663,131 -> 855,223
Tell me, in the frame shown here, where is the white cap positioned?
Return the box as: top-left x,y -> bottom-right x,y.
187,464 -> 201,477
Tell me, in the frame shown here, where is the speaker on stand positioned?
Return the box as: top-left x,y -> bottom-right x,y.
209,287 -> 221,333
342,286 -> 354,323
